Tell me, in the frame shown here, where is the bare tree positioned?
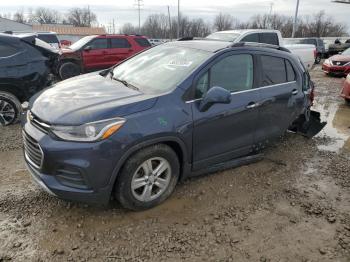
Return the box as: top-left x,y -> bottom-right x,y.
29,8 -> 61,24
120,23 -> 137,35
67,7 -> 97,27
213,13 -> 236,31
13,10 -> 26,23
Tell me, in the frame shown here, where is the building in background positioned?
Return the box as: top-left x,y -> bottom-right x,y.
0,17 -> 32,32
32,24 -> 106,43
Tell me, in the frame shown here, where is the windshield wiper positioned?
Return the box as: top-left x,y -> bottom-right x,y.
113,77 -> 140,91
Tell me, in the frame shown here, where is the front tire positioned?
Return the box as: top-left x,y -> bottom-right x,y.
59,61 -> 80,80
0,91 -> 21,126
115,144 -> 180,211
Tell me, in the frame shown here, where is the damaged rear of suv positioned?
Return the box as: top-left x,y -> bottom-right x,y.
0,33 -> 59,126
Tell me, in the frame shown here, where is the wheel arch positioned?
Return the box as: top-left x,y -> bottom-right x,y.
109,136 -> 191,194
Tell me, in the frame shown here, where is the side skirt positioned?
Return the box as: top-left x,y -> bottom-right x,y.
188,153 -> 264,178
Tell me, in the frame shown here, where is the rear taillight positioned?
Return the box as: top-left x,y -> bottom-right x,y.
310,86 -> 315,105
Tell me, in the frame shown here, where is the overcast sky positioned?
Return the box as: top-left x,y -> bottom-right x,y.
1,0 -> 349,33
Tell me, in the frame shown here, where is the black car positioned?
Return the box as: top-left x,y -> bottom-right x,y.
0,33 -> 59,126
23,41 -> 324,210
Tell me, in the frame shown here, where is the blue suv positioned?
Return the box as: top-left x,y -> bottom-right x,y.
23,40 -> 314,210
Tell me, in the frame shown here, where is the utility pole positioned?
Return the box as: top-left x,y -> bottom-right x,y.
292,0 -> 300,38
177,0 -> 180,39
135,0 -> 143,34
269,2 -> 274,15
167,6 -> 172,41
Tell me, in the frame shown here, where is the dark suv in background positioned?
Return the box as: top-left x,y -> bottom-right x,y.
58,34 -> 151,79
23,40 -> 318,210
0,33 -> 59,126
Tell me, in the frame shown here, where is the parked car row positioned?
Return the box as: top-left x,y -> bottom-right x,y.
206,29 -> 317,70
58,34 -> 151,80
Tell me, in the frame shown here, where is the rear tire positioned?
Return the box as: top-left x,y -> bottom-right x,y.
315,55 -> 321,64
346,99 -> 350,105
115,144 -> 180,211
59,62 -> 80,80
0,91 -> 22,126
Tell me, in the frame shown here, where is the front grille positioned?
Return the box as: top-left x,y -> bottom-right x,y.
23,131 -> 43,169
332,61 -> 349,66
28,111 -> 50,134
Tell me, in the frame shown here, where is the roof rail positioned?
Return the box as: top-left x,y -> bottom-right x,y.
229,42 -> 291,53
177,36 -> 194,41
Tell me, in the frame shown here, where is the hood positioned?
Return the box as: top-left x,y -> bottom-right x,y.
329,54 -> 350,62
30,72 -> 158,125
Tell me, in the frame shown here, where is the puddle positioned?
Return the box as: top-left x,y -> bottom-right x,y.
313,102 -> 350,152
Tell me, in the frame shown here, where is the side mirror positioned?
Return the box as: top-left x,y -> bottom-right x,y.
84,46 -> 92,51
199,86 -> 231,112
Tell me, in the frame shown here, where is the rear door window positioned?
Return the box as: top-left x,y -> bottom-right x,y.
0,42 -> 19,57
241,33 -> 259,43
259,33 -> 279,45
110,38 -> 131,48
261,55 -> 286,86
88,38 -> 108,49
134,38 -> 151,47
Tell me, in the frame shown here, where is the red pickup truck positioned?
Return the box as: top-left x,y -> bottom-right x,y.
58,34 -> 151,79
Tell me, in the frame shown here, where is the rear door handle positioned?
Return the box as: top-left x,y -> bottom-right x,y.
246,102 -> 257,109
292,89 -> 298,95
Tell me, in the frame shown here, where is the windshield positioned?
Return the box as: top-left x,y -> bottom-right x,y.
112,44 -> 211,94
206,32 -> 240,42
343,48 -> 350,55
69,35 -> 96,50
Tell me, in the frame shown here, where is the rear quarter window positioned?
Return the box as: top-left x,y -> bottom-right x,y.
285,60 -> 296,82
134,38 -> 151,47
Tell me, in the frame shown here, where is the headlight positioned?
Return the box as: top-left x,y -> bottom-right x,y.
324,59 -> 332,66
51,118 -> 126,142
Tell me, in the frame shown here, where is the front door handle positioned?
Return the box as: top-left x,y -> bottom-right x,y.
292,89 -> 298,95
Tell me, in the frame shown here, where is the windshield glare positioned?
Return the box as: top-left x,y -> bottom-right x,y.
69,35 -> 96,50
206,32 -> 240,42
112,45 -> 211,94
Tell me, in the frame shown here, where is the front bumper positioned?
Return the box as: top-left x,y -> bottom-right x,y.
22,118 -> 125,205
322,64 -> 350,76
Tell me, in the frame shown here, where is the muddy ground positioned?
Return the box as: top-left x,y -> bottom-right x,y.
0,66 -> 349,262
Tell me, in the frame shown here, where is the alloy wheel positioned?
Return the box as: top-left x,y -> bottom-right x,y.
131,157 -> 172,202
0,99 -> 16,126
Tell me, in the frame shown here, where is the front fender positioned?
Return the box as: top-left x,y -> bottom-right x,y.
107,134 -> 191,194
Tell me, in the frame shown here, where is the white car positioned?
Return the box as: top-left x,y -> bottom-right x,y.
206,29 -> 316,70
